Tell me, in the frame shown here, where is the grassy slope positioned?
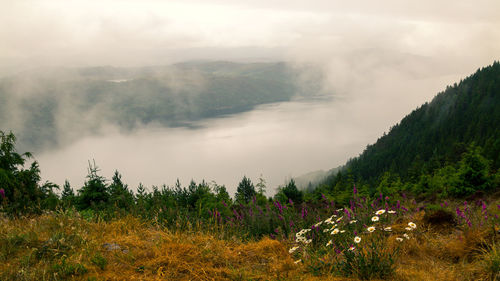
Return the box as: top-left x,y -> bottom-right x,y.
1,201 -> 498,281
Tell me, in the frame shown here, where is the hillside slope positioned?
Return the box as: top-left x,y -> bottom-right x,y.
318,61 -> 500,199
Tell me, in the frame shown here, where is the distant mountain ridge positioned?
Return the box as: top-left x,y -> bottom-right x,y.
0,61 -> 323,151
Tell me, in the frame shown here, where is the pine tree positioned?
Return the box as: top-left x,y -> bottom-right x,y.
235,176 -> 256,204
256,175 -> 267,195
108,170 -> 134,209
61,180 -> 75,207
76,160 -> 109,210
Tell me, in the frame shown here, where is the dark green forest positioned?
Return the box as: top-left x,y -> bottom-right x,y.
313,61 -> 500,202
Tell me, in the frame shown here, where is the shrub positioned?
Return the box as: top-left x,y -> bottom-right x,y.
51,258 -> 87,278
91,252 -> 108,270
335,236 -> 398,280
482,242 -> 500,280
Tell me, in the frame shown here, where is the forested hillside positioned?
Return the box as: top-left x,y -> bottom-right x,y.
315,61 -> 499,202
0,61 -> 322,151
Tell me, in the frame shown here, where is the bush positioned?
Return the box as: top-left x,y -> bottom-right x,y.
335,237 -> 398,280
0,130 -> 59,214
51,258 -> 87,278
91,252 -> 108,270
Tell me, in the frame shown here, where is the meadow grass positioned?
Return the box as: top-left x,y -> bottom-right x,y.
0,196 -> 498,280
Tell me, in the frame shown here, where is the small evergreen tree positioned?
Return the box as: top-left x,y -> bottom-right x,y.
76,160 -> 109,210
235,176 -> 256,204
108,170 -> 134,210
277,179 -> 303,204
450,145 -> 491,197
256,175 -> 267,195
61,180 -> 75,207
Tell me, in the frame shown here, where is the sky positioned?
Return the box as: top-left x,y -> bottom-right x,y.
1,0 -> 499,73
1,0 -> 500,194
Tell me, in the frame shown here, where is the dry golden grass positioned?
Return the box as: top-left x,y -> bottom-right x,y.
0,207 -> 498,281
0,212 -> 305,280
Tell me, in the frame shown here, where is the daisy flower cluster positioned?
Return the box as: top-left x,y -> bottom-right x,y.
288,207 -> 419,262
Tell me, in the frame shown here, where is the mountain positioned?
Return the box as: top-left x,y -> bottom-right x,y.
315,61 -> 500,201
0,61 -> 323,151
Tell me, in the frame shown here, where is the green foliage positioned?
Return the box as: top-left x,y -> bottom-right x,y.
318,61 -> 500,201
482,243 -> 500,280
91,252 -> 108,270
61,180 -> 75,207
35,231 -> 84,261
452,145 -> 491,196
0,232 -> 38,261
0,130 -> 59,214
76,161 -> 109,210
108,170 -> 134,210
51,258 -> 88,278
235,176 -> 256,204
275,179 -> 303,204
335,238 -> 398,280
256,175 -> 267,195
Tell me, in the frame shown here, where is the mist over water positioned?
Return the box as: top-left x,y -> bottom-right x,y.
34,98 -> 365,196
35,64 -> 459,197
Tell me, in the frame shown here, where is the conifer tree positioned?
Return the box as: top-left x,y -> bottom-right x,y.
76,160 -> 109,210
235,176 -> 256,204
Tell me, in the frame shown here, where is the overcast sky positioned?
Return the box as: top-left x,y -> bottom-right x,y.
1,0 -> 499,73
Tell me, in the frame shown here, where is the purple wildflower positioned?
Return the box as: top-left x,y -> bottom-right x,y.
274,201 -> 283,214
0,189 -> 4,198
301,206 -> 308,219
344,208 -> 351,220
353,184 -> 357,194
